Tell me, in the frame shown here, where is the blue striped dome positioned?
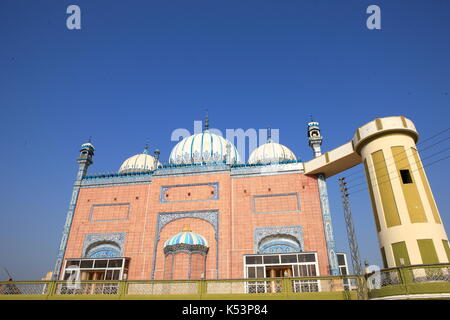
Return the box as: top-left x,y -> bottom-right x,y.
164,231 -> 209,247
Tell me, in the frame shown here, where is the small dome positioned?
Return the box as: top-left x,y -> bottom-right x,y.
248,141 -> 297,164
81,142 -> 95,151
164,231 -> 209,247
169,131 -> 241,165
119,148 -> 161,173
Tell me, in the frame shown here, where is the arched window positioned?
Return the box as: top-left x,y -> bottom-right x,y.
258,234 -> 301,254
84,241 -> 121,258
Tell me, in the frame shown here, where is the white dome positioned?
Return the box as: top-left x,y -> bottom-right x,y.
119,149 -> 161,173
169,131 -> 241,164
248,141 -> 297,164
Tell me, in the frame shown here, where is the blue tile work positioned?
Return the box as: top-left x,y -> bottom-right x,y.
252,193 -> 300,214
86,245 -> 122,258
254,226 -> 304,253
317,174 -> 340,275
259,240 -> 301,253
155,163 -> 229,178
152,210 -> 219,279
82,232 -> 126,257
81,173 -> 152,188
78,161 -> 305,187
231,162 -> 304,177
160,182 -> 219,203
53,157 -> 91,280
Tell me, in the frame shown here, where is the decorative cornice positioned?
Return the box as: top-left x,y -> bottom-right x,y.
163,244 -> 209,255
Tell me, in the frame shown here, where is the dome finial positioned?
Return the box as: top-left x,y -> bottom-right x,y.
143,140 -> 150,155
182,224 -> 192,232
204,109 -> 209,131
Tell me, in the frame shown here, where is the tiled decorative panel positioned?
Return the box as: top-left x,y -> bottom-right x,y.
82,233 -> 126,257
254,226 -> 304,253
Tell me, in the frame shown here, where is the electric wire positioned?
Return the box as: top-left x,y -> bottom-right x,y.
343,127 -> 449,180
346,154 -> 450,196
345,135 -> 449,185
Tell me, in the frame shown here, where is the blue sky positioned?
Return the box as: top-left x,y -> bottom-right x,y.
0,0 -> 449,280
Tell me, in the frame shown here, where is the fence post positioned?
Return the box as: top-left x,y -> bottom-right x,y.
45,281 -> 56,300
119,281 -> 127,300
282,278 -> 291,299
199,280 -> 207,300
398,266 -> 411,295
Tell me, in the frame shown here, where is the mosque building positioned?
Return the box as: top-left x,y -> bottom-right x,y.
53,116 -> 450,282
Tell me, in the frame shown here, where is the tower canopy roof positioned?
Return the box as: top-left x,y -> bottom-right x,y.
164,231 -> 208,247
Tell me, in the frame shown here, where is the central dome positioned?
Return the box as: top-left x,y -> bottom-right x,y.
169,131 -> 240,164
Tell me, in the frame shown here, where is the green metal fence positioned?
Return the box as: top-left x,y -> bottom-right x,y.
366,263 -> 450,299
1,264 -> 449,300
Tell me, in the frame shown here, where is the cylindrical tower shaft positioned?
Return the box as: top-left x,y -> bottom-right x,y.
353,116 -> 449,268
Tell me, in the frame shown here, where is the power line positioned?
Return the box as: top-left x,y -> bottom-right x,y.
347,147 -> 450,190
346,136 -> 449,185
347,154 -> 450,196
344,127 -> 449,180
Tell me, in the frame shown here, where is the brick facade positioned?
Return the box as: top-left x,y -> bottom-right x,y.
62,170 -> 331,279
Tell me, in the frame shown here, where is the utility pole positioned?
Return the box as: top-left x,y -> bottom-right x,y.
4,267 -> 13,281
338,177 -> 367,300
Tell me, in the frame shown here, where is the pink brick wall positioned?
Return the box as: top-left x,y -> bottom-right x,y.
63,171 -> 330,280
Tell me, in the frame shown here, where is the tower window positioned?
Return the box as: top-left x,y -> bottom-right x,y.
400,170 -> 413,184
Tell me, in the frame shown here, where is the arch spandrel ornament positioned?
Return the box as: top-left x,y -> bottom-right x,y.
254,226 -> 304,254
82,233 -> 125,258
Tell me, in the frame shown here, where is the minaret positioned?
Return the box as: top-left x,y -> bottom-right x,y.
154,148 -> 160,168
308,119 -> 323,157
307,120 -> 340,276
53,141 -> 94,280
76,141 -> 95,179
225,142 -> 231,164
